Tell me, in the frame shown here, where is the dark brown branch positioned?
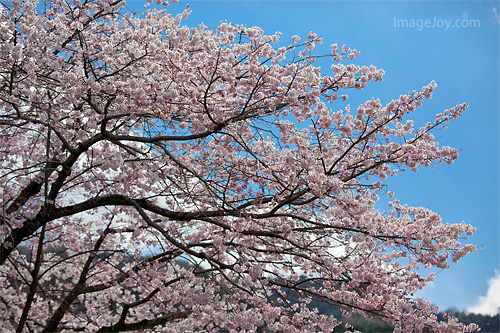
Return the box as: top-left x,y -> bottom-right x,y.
41,227 -> 108,332
16,225 -> 46,333
96,311 -> 189,332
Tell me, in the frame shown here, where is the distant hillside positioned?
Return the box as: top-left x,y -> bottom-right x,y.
315,302 -> 499,332
436,310 -> 499,333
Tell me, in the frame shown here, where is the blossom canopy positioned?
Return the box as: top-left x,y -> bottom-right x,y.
0,0 -> 477,332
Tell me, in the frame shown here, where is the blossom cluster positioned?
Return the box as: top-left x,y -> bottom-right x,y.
0,0 -> 477,332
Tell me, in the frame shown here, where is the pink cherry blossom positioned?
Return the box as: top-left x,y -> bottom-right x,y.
0,1 -> 478,332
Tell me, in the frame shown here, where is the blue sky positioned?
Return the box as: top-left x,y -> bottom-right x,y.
128,0 -> 499,313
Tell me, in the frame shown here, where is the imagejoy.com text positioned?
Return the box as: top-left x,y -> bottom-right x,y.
394,17 -> 480,31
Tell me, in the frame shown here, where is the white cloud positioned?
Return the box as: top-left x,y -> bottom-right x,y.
467,270 -> 500,316
493,7 -> 500,23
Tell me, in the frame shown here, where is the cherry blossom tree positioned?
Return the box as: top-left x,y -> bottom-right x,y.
0,0 -> 478,331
